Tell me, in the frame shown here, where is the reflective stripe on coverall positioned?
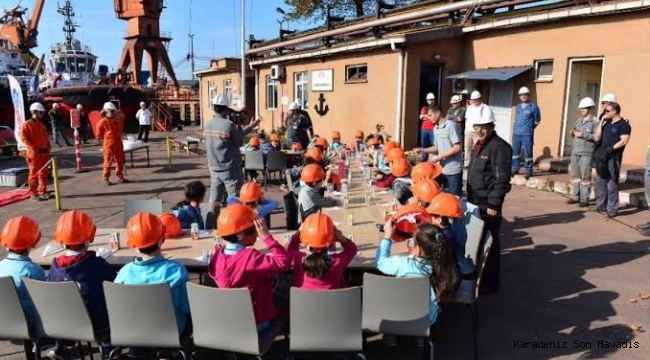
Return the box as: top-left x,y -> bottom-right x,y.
20,119 -> 50,196
96,114 -> 125,180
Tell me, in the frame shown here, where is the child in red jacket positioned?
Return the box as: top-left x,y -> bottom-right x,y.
208,204 -> 291,331
287,213 -> 357,290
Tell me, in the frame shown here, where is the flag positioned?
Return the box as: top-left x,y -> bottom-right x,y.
8,75 -> 26,151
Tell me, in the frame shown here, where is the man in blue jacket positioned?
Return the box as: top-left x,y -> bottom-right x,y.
511,86 -> 541,179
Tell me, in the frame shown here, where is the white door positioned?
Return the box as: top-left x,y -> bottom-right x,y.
489,81 -> 513,144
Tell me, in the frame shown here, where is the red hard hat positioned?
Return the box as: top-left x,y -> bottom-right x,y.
385,204 -> 431,242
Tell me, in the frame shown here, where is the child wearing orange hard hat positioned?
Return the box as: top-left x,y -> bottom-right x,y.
209,204 -> 291,331
0,216 -> 46,334
287,213 -> 357,289
328,130 -> 346,152
268,133 -> 282,151
48,210 -> 116,359
226,181 -> 279,227
298,164 -> 340,219
376,157 -> 413,205
115,212 -> 190,337
353,130 -> 366,152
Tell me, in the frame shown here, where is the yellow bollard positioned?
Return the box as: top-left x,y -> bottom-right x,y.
51,156 -> 62,211
166,136 -> 172,170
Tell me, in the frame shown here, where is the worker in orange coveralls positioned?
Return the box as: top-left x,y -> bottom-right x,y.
96,101 -> 129,185
20,102 -> 51,201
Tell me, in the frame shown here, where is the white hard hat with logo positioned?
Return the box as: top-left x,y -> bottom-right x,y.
470,90 -> 482,100
211,93 -> 229,106
288,102 -> 300,110
450,95 -> 462,104
29,102 -> 45,112
518,86 -> 530,95
426,93 -> 435,100
103,102 -> 117,111
600,93 -> 616,103
578,97 -> 595,109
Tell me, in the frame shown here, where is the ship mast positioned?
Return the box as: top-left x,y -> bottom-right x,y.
57,0 -> 77,50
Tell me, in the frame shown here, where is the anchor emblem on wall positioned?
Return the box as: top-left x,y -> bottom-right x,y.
314,93 -> 329,116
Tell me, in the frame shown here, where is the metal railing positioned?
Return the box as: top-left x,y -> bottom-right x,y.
150,101 -> 173,132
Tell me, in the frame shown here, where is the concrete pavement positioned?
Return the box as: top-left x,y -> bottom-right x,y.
0,127 -> 648,359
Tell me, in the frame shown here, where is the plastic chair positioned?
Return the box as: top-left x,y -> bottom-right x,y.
23,279 -> 98,360
454,214 -> 485,302
199,202 -> 219,230
361,274 -> 433,360
289,287 -> 366,359
0,276 -> 43,360
187,283 -> 280,359
266,151 -> 287,185
123,199 -> 163,226
102,282 -> 187,360
245,151 -> 267,187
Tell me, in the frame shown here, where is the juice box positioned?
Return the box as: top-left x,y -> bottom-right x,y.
109,232 -> 120,250
190,223 -> 199,240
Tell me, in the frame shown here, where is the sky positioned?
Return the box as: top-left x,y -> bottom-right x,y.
0,0 -> 309,79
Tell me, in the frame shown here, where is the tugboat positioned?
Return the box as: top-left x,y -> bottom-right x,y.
0,36 -> 31,127
37,0 -> 150,134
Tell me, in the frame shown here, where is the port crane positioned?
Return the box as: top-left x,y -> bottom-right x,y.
0,0 -> 45,71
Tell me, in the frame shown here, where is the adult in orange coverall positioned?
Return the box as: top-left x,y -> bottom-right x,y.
96,102 -> 129,185
20,102 -> 51,201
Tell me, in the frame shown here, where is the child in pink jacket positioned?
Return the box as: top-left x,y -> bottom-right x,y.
208,204 -> 291,331
287,213 -> 357,290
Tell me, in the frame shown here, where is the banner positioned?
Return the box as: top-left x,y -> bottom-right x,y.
70,109 -> 81,128
8,75 -> 26,151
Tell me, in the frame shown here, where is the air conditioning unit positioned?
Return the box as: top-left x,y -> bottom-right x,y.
452,78 -> 476,94
270,64 -> 285,80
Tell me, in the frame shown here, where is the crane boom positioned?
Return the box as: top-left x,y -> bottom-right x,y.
27,0 -> 45,36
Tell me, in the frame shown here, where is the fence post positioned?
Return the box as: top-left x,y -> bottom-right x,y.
166,136 -> 173,170
51,156 -> 62,211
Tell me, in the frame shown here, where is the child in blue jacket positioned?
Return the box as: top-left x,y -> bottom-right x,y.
376,221 -> 459,327
172,180 -> 206,229
226,181 -> 279,227
47,210 -> 116,359
0,216 -> 46,335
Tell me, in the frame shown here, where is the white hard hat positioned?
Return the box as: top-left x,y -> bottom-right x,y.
103,102 -> 117,111
139,101 -> 146,106
52,102 -> 59,108
426,93 -> 435,100
288,102 -> 300,110
211,93 -> 229,106
600,93 -> 616,103
76,104 -> 83,109
450,95 -> 462,104
518,86 -> 530,95
578,97 -> 595,109
29,102 -> 45,112
470,90 -> 482,100
474,110 -> 495,125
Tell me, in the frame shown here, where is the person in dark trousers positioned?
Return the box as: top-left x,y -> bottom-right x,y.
466,113 -> 512,295
637,147 -> 650,235
285,101 -> 311,150
49,103 -> 71,146
135,101 -> 152,143
593,102 -> 631,218
511,87 -> 541,179
77,104 -> 89,144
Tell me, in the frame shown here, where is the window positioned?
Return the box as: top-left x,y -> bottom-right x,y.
345,63 -> 368,83
266,76 -> 278,109
223,79 -> 232,103
208,80 -> 216,102
294,72 -> 308,109
534,60 -> 554,81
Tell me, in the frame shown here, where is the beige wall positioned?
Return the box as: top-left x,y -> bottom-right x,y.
199,71 -> 244,122
464,10 -> 650,166
257,49 -> 399,144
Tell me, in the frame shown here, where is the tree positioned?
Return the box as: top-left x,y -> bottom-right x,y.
284,0 -> 418,24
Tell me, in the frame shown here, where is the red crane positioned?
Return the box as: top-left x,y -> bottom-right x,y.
0,0 -> 46,70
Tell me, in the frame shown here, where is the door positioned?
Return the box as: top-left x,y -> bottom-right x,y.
489,80 -> 513,144
561,58 -> 604,156
417,63 -> 443,145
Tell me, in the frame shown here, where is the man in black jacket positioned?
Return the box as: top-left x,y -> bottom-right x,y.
467,114 -> 513,294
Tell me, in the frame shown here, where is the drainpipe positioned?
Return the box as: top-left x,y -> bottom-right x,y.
391,39 -> 405,144
250,63 -> 260,119
198,74 -> 203,130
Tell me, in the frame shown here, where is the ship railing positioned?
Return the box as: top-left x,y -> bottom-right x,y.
150,100 -> 173,132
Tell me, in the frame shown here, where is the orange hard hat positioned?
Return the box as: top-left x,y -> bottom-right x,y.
331,131 -> 341,139
385,147 -> 405,162
382,141 -> 401,156
354,130 -> 364,139
292,142 -> 303,151
249,136 -> 261,147
305,147 -> 323,162
239,181 -> 264,203
301,163 -> 326,183
367,138 -> 380,146
427,193 -> 463,218
390,157 -> 411,178
270,133 -> 281,142
0,216 -> 41,251
300,213 -> 336,248
411,162 -> 443,183
54,210 -> 97,245
385,204 -> 431,242
217,203 -> 257,237
126,212 -> 166,249
315,137 -> 329,149
410,178 -> 441,204
158,213 -> 184,239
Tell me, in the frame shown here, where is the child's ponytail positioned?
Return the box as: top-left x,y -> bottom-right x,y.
302,248 -> 332,279
414,223 -> 459,302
